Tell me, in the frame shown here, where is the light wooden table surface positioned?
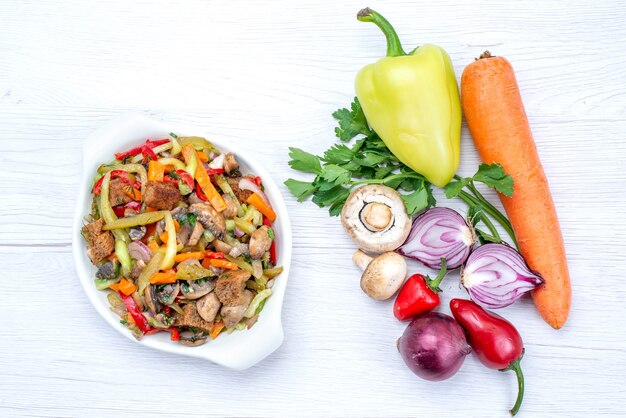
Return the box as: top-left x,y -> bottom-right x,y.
2,1 -> 625,416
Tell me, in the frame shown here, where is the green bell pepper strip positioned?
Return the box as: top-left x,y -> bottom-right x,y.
103,211 -> 165,230
160,211 -> 177,270
244,289 -> 272,318
137,252 -> 164,297
100,173 -> 130,243
355,8 -> 462,187
115,239 -> 132,277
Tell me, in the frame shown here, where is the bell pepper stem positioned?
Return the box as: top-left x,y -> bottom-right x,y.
505,352 -> 525,416
357,8 -> 406,57
426,257 -> 448,292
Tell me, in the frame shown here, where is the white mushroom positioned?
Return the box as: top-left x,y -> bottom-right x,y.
341,185 -> 411,253
353,250 -> 407,300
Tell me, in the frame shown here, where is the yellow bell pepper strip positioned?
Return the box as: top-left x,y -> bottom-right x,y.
173,251 -> 206,263
197,152 -> 209,162
192,156 -> 227,212
147,160 -> 165,181
160,211 -> 177,270
149,271 -> 178,285
205,258 -> 239,270
214,174 -> 245,217
116,278 -> 137,296
354,8 -> 461,187
181,144 -> 199,178
178,136 -> 214,150
209,321 -> 225,339
137,252 -> 164,296
157,157 -> 186,171
100,172 -> 131,243
246,193 -> 276,222
103,211 -> 165,230
123,186 -> 141,201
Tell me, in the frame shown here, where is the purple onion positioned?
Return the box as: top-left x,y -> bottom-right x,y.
128,241 -> 152,263
397,207 -> 476,269
239,177 -> 270,206
233,227 -> 246,238
461,243 -> 544,309
398,312 -> 471,381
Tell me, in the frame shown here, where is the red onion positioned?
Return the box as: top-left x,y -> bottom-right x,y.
208,154 -> 225,169
461,243 -> 544,309
233,227 -> 246,238
128,241 -> 152,263
239,178 -> 270,206
398,312 -> 471,381
397,207 -> 475,269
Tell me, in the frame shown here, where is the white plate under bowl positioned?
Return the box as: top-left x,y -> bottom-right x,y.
72,112 -> 292,370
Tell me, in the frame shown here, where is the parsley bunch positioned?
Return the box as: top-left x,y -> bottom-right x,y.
285,97 -> 517,248
285,98 -> 435,216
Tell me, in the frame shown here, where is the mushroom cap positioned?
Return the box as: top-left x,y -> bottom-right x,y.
359,252 -> 407,300
341,185 -> 411,253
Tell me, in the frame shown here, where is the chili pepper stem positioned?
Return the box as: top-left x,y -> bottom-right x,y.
426,257 -> 448,292
357,8 -> 407,57
504,351 -> 525,416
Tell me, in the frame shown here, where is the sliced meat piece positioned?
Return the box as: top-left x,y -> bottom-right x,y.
220,289 -> 254,329
108,178 -> 133,207
188,203 -> 226,239
221,194 -> 238,219
223,152 -> 240,177
249,225 -> 272,259
143,180 -> 181,210
196,292 -> 221,322
174,303 -> 213,334
82,218 -> 115,263
215,269 -> 251,306
187,221 -> 205,247
227,177 -> 253,204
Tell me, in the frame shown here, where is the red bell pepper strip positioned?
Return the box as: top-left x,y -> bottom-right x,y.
263,216 -> 277,264
205,251 -> 225,259
93,170 -> 133,195
162,175 -> 178,185
450,299 -> 526,416
125,201 -> 141,211
393,258 -> 447,321
195,182 -> 208,201
144,326 -> 180,341
112,205 -> 126,217
252,175 -> 262,187
118,292 -> 150,333
115,139 -> 170,161
113,200 -> 142,217
141,145 -> 158,162
205,168 -> 225,176
176,169 -> 194,190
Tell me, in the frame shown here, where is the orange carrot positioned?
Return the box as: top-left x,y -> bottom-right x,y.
124,186 -> 141,201
174,251 -> 205,263
209,321 -> 225,339
206,259 -> 239,270
194,152 -> 227,212
117,278 -> 137,296
149,272 -> 178,285
197,152 -> 209,162
246,193 -> 276,222
148,160 -> 165,181
461,51 -> 571,329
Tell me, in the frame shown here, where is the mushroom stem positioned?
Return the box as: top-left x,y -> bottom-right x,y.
352,249 -> 374,271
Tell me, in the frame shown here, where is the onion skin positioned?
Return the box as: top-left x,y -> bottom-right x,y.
397,207 -> 475,269
127,241 -> 152,263
397,312 -> 471,381
461,243 -> 544,309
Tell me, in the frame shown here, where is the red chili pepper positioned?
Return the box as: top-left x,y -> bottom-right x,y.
144,326 -> 180,341
162,175 -> 178,184
93,170 -> 133,195
176,169 -> 194,189
195,182 -> 208,201
205,251 -> 225,259
119,292 -> 150,333
252,176 -> 262,187
393,258 -> 447,321
112,205 -> 126,217
205,167 -> 225,176
115,139 -> 170,161
262,216 -> 277,264
141,144 -> 158,162
450,299 -> 525,416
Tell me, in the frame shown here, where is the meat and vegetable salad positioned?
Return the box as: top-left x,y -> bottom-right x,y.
81,134 -> 282,346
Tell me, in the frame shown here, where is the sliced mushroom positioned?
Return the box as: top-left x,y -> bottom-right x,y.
180,279 -> 216,300
249,226 -> 272,259
221,194 -> 238,219
129,225 -> 146,241
220,289 -> 254,329
196,292 -> 221,322
353,250 -> 407,300
187,192 -> 204,205
178,330 -> 208,347
177,222 -> 193,246
156,282 -> 180,305
341,185 -> 411,253
186,221 -> 205,247
188,203 -> 226,239
213,239 -> 233,254
144,284 -> 161,313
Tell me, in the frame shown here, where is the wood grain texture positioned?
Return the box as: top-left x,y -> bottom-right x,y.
1,0 -> 626,416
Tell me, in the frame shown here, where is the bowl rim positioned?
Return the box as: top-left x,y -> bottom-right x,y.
72,112 -> 292,370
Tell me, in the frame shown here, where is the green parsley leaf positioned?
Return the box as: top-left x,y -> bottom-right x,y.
323,144 -> 354,164
267,227 -> 274,240
312,185 -> 350,212
284,179 -> 316,202
401,188 -> 429,216
320,164 -> 351,186
444,178 -> 470,199
288,147 -> 322,175
332,97 -> 371,141
473,163 -> 514,197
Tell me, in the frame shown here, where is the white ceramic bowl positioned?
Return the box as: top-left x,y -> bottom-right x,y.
72,112 -> 292,370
